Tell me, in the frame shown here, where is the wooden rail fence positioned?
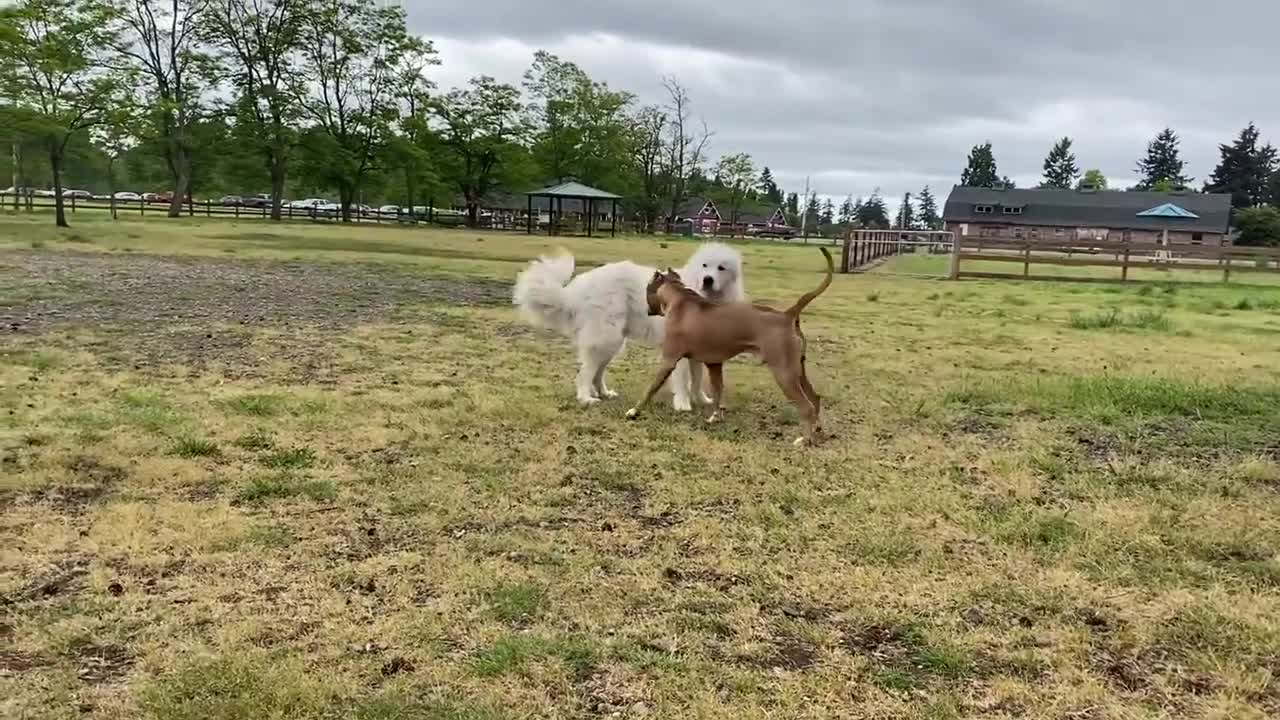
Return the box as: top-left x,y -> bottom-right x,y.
948,236 -> 1280,284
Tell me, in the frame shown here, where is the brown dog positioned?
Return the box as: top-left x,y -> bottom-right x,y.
626,247 -> 834,445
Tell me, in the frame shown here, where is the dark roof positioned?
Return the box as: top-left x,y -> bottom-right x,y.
674,199 -> 719,220
942,186 -> 1231,234
526,181 -> 622,200
454,192 -> 620,214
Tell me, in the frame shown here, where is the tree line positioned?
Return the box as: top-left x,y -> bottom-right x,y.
958,125 -> 1280,244
0,0 -> 906,235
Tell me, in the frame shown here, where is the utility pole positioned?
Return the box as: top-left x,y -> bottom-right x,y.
799,176 -> 811,242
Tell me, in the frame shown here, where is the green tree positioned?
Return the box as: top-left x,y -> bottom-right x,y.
819,197 -> 834,226
203,0 -> 317,220
1135,128 -> 1191,190
0,0 -> 121,227
523,51 -> 634,190
960,142 -> 1000,188
628,104 -> 667,231
1040,136 -> 1080,189
784,191 -> 799,224
802,191 -> 819,234
713,152 -> 756,227
917,186 -> 941,229
293,0 -> 426,221
433,75 -> 531,226
107,0 -> 217,217
1234,207 -> 1280,247
896,192 -> 914,229
758,166 -> 782,205
857,190 -> 889,229
1077,169 -> 1108,191
1205,123 -> 1277,209
837,194 -> 853,225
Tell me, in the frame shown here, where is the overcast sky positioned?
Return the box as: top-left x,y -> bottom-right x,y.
408,0 -> 1280,210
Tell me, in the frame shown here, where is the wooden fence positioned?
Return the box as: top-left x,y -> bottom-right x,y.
840,230 -> 954,273
948,235 -> 1280,283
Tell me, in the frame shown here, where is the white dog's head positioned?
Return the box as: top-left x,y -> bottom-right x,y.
681,242 -> 745,302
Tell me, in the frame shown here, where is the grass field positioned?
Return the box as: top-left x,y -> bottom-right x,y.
3,213 -> 1280,719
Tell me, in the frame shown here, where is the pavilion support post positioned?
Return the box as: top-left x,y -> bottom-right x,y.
527,194 -> 533,234
611,199 -> 617,237
586,198 -> 594,237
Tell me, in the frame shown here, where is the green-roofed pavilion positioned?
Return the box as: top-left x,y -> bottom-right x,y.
526,181 -> 623,237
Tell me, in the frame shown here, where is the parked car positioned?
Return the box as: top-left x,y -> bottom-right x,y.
113,191 -> 142,201
315,201 -> 342,217
147,192 -> 192,205
243,194 -> 272,209
378,205 -> 401,215
287,198 -> 326,209
33,189 -> 56,197
220,195 -> 243,206
62,189 -> 92,199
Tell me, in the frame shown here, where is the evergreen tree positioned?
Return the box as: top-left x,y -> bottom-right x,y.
758,166 -> 783,205
778,190 -> 798,221
838,194 -> 854,224
857,189 -> 889,229
1135,128 -> 1192,190
960,142 -> 1000,188
896,192 -> 914,229
803,191 -> 819,224
917,186 -> 941,230
1001,176 -> 1016,189
819,197 -> 834,225
1040,136 -> 1080,189
1206,123 -> 1277,209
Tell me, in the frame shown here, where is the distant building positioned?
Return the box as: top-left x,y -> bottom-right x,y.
942,186 -> 1233,246
672,198 -> 790,235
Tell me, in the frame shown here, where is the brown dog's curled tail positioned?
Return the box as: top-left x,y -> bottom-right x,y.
784,247 -> 835,319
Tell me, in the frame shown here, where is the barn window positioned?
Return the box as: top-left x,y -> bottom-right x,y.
974,205 -> 993,214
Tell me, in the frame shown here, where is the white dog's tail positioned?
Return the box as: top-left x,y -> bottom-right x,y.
513,253 -> 577,335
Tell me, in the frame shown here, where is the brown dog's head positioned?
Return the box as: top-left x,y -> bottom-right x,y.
646,268 -> 685,316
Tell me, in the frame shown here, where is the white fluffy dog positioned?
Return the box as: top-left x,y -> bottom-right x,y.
513,243 -> 746,409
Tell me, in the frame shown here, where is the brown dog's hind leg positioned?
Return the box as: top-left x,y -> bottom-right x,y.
626,360 -> 679,419
705,364 -> 725,423
798,357 -> 821,435
770,363 -> 819,446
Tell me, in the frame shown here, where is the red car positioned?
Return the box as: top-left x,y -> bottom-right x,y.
146,192 -> 193,205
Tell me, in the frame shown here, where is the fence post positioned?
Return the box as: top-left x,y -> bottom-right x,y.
1121,244 -> 1130,282
1023,242 -> 1031,279
1223,252 -> 1232,284
948,234 -> 963,279
206,200 -> 211,217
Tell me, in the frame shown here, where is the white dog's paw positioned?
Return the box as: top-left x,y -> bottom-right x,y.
792,436 -> 808,448
706,411 -> 723,424
672,396 -> 693,412
600,388 -> 619,399
578,395 -> 602,406
698,393 -> 715,405
625,408 -> 640,420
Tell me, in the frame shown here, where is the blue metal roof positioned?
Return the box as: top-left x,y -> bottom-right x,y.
1136,203 -> 1200,219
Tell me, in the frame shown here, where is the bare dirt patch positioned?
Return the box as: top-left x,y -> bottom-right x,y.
0,249 -> 510,373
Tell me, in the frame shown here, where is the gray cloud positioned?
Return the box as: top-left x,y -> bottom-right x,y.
408,0 -> 1280,207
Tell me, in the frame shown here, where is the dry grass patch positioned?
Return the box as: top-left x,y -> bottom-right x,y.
3,221 -> 1280,717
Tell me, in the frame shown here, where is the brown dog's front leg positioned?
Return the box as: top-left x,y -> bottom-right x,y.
705,364 -> 726,423
626,360 -> 679,419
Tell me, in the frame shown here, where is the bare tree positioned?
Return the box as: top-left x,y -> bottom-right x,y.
107,0 -> 214,217
203,0 -> 304,220
661,76 -> 711,230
